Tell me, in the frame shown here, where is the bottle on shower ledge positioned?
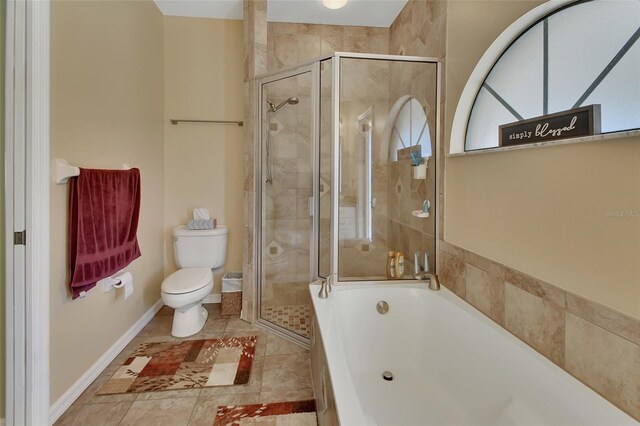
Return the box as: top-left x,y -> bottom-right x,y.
395,251 -> 405,279
386,251 -> 396,279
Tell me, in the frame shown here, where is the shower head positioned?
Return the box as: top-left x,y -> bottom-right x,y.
267,97 -> 299,113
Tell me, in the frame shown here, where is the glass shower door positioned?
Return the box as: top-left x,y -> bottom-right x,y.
259,66 -> 316,340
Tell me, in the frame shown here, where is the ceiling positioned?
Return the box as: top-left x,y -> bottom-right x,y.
153,0 -> 409,28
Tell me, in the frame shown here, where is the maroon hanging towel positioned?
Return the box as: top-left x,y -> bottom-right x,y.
68,168 -> 142,299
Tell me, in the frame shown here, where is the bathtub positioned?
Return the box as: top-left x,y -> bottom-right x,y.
309,282 -> 638,426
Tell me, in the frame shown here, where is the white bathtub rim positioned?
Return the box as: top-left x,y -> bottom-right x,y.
310,281 -> 639,426
311,284 -> 367,425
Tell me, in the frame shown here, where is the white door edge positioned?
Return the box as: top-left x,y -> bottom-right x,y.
5,0 -> 51,424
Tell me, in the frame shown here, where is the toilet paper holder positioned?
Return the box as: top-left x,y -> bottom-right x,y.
98,271 -> 129,292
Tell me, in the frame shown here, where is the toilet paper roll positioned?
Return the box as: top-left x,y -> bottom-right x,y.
114,272 -> 134,299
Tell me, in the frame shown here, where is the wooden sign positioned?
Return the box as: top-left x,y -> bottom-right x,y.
499,104 -> 601,147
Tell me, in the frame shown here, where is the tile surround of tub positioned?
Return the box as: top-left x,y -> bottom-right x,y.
565,313 -> 640,419
438,240 -> 640,421
504,283 -> 565,366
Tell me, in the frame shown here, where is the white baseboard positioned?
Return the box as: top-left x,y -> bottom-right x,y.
49,299 -> 164,425
203,293 -> 221,304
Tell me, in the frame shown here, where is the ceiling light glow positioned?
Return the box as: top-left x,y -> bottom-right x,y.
322,0 -> 348,10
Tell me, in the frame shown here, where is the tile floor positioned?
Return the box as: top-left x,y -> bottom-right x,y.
55,304 -> 313,426
261,304 -> 312,338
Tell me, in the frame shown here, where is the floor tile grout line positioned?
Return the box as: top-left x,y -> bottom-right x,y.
116,400 -> 136,426
184,395 -> 200,426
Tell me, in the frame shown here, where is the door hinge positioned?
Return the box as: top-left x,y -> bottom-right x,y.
14,230 -> 26,246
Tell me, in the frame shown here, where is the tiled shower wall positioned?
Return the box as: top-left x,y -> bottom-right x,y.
265,21 -> 441,280
261,72 -> 313,309
384,0 -> 447,275
242,0 -> 267,323
389,0 -> 448,250
267,23 -> 389,72
337,58 -> 391,278
265,24 -> 390,285
386,60 -> 439,274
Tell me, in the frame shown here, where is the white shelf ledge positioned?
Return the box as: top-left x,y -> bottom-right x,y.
448,129 -> 640,158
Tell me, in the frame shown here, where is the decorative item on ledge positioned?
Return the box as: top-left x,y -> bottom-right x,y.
410,151 -> 428,179
499,104 -> 601,147
413,199 -> 431,218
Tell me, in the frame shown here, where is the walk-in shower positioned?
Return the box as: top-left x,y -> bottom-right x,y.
256,53 -> 440,344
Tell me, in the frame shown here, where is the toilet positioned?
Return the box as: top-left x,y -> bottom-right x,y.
161,225 -> 228,337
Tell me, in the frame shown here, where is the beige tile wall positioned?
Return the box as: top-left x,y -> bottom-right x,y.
267,23 -> 390,282
390,0 -> 447,58
267,23 -> 389,72
386,0 -> 446,275
438,240 -> 640,421
242,0 -> 267,322
337,57 -> 391,279
262,72 -> 314,305
266,18 -> 442,280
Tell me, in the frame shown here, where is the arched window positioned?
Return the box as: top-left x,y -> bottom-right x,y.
383,96 -> 432,161
452,0 -> 640,153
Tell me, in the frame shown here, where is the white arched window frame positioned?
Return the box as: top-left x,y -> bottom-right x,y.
450,0 -> 640,154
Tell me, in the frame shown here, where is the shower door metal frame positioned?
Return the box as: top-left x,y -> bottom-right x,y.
328,52 -> 442,282
255,62 -> 320,346
253,52 -> 442,345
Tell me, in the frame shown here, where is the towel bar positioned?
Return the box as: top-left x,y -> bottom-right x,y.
54,159 -> 131,184
169,118 -> 243,126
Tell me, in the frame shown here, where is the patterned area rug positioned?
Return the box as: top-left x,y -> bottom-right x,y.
214,400 -> 316,426
98,336 -> 257,394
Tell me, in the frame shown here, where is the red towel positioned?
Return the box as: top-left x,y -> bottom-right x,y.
68,168 -> 142,299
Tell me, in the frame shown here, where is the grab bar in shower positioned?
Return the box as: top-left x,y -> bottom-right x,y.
169,119 -> 244,126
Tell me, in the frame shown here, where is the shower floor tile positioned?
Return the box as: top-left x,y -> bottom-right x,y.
261,304 -> 312,338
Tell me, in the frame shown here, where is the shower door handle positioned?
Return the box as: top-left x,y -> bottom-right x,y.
308,196 -> 314,217
265,132 -> 273,184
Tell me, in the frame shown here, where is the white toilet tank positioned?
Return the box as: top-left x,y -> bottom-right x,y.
173,225 -> 228,269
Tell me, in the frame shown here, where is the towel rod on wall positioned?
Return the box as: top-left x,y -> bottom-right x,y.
55,159 -> 131,185
169,119 -> 244,126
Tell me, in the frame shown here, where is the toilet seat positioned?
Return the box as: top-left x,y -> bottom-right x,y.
161,268 -> 212,295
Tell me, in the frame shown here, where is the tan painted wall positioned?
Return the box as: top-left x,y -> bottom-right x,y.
0,0 -> 5,417
444,1 -> 640,320
50,0 -> 165,403
163,17 -> 244,293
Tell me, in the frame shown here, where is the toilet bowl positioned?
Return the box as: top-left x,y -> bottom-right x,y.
161,268 -> 214,337
161,225 -> 228,337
